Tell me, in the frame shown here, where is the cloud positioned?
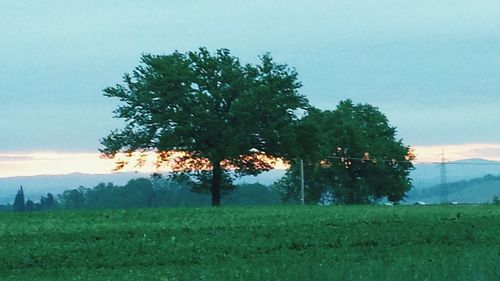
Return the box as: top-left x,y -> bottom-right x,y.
0,154 -> 33,161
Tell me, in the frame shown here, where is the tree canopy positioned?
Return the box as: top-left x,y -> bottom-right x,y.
101,47 -> 307,206
276,100 -> 414,204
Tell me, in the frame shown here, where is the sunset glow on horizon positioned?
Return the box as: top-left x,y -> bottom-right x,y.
0,152 -> 168,178
411,143 -> 500,163
2,143 -> 500,178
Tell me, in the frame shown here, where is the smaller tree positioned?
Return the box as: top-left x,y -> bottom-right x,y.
122,178 -> 155,208
13,186 -> 25,212
278,100 -> 414,204
493,196 -> 500,205
40,193 -> 56,210
87,183 -> 116,209
59,187 -> 87,209
25,199 -> 39,212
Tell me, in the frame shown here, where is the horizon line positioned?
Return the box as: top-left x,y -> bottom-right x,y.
2,143 -> 500,178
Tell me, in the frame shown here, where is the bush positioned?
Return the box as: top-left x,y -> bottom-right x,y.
492,196 -> 500,205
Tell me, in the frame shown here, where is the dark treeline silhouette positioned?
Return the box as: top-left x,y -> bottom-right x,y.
0,203 -> 12,212
7,186 -> 58,212
1,178 -> 281,212
59,178 -> 281,209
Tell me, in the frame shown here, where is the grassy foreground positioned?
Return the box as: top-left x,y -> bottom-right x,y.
0,205 -> 499,280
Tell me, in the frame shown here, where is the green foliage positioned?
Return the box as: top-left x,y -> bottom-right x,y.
40,193 -> 57,210
277,100 -> 414,204
0,206 -> 498,280
172,169 -> 236,195
493,196 -> 500,205
12,186 -> 25,212
224,183 -> 281,205
56,178 -> 280,209
24,199 -> 36,212
59,187 -> 87,209
101,47 -> 307,206
0,204 -> 12,212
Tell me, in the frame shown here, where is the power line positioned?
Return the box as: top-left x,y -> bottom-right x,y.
413,161 -> 500,165
325,156 -> 500,166
428,162 -> 500,165
326,156 -> 410,164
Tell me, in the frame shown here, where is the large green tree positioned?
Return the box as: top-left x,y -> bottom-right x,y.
101,48 -> 307,206
277,100 -> 414,204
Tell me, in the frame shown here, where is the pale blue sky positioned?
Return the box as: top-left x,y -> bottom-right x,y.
1,0 -> 500,153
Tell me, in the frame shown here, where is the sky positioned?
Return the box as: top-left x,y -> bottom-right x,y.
1,1 -> 500,177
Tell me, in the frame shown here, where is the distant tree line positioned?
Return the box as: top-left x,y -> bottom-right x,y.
3,174 -> 497,212
8,186 -> 58,212
1,178 -> 281,212
59,178 -> 280,209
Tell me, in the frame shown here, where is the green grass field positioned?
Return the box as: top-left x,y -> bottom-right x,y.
1,205 -> 499,280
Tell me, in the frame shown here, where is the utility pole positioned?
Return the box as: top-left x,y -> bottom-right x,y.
300,159 -> 305,205
440,151 -> 448,204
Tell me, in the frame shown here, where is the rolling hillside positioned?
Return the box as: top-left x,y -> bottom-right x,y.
411,158 -> 500,188
407,174 -> 500,204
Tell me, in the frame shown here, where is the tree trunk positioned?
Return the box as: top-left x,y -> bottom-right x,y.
211,160 -> 222,207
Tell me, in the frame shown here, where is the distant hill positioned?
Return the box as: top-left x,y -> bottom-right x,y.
411,158 -> 500,188
0,172 -> 150,204
407,174 -> 500,204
